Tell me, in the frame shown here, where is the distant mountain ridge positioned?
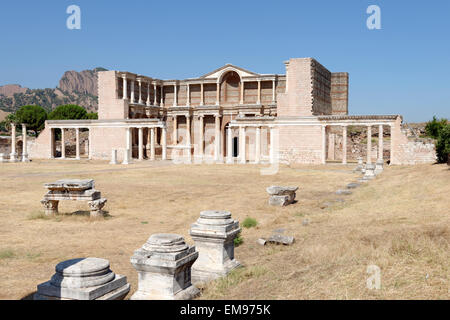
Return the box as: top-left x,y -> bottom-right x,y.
0,67 -> 106,113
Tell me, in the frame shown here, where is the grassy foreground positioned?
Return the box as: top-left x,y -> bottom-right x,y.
0,160 -> 448,299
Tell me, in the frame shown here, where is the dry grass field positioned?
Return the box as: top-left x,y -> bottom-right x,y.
0,160 -> 448,300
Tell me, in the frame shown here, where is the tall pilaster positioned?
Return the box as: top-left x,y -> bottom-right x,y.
200,83 -> 204,106
130,80 -> 135,103
61,128 -> 66,159
272,79 -> 276,103
240,81 -> 244,105
138,127 -> 144,160
75,127 -> 80,160
146,82 -> 151,106
173,84 -> 177,107
9,123 -> 17,162
154,84 -> 158,105
257,80 -> 261,104
255,126 -> 261,164
122,75 -> 127,100
186,84 -> 190,107
160,85 -> 164,106
367,125 -> 372,164
138,79 -> 143,104
173,116 -> 177,144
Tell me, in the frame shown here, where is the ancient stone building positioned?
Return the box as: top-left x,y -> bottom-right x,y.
28,57 -> 435,165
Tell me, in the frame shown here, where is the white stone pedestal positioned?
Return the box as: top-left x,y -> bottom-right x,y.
190,210 -> 241,283
354,157 -> 364,172
266,186 -> 298,207
375,159 -> 384,175
34,257 -> 130,300
130,233 -> 199,300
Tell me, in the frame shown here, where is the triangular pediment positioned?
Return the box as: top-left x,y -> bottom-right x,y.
199,64 -> 260,79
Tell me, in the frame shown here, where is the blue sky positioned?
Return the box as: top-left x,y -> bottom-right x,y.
0,0 -> 449,122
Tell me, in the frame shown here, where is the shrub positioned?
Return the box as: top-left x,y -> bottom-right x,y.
48,104 -> 87,120
425,116 -> 447,139
86,112 -> 98,120
435,124 -> 450,163
234,231 -> 243,247
15,105 -> 48,133
242,217 -> 257,228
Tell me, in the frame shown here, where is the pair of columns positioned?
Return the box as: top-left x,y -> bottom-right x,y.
9,123 -> 29,162
197,114 -> 221,161
227,126 -> 275,164
122,76 -> 159,106
58,128 -> 81,160
128,127 -> 167,161
322,124 -> 385,164
239,79 -> 277,105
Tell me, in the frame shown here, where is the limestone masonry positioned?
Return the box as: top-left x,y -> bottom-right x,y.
25,57 -> 435,165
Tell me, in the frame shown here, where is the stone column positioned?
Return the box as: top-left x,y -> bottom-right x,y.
146,82 -> 151,106
367,125 -> 372,164
173,84 -> 177,107
255,126 -> 261,164
50,128 -> 55,159
214,114 -> 221,161
75,127 -> 80,160
240,126 -> 246,164
162,127 -> 167,160
138,79 -> 143,104
110,149 -> 118,165
240,81 -> 244,104
88,129 -> 92,160
153,84 -> 158,105
216,83 -> 220,105
160,85 -> 164,107
390,124 -> 394,165
190,211 -> 241,282
122,75 -> 127,100
272,79 -> 276,103
61,128 -> 66,159
130,80 -> 135,103
9,123 -> 17,162
321,125 -> 326,164
257,80 -> 261,104
342,125 -> 347,165
150,128 -> 155,160
269,127 -> 276,164
173,116 -> 177,144
124,127 -> 132,163
226,127 -> 232,164
186,115 -> 191,162
200,83 -> 204,106
129,234 -> 199,300
21,123 -> 29,162
186,84 -> 190,107
138,127 -> 144,160
378,124 -> 383,161
199,115 -> 204,160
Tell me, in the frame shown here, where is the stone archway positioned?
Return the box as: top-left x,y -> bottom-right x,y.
220,71 -> 240,105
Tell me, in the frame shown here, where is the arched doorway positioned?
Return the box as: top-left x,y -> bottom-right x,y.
220,71 -> 240,105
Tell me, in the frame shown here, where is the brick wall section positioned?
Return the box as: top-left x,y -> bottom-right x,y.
331,72 -> 349,115
311,59 -> 332,115
278,125 -> 323,164
28,126 -> 52,159
90,127 -> 127,161
98,71 -> 128,120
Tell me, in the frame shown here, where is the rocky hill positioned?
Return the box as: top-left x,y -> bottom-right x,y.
0,67 -> 106,113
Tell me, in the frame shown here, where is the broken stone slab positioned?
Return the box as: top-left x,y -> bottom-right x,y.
267,186 -> 298,207
363,164 -> 376,180
346,182 -> 360,189
336,189 -> 352,195
34,257 -> 129,300
44,179 -> 95,192
130,233 -> 199,300
267,234 -> 295,245
190,210 -> 241,283
256,238 -> 267,246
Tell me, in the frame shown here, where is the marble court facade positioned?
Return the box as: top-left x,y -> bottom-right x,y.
29,57 -> 435,165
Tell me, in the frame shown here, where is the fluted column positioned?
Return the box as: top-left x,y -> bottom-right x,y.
173,116 -> 177,144
138,127 -> 144,160
214,114 -> 221,161
146,82 -> 151,106
186,115 -> 191,162
61,128 -> 66,159
173,84 -> 177,107
162,127 -> 167,160
75,127 -> 80,160
150,128 -> 155,160
154,84 -> 158,105
9,124 -> 17,162
272,79 -> 276,103
20,123 -> 29,162
200,83 -> 204,106
160,85 -> 164,106
257,80 -> 261,104
255,126 -> 261,164
240,126 -> 246,164
186,84 -> 190,107
138,79 -> 143,104
226,127 -> 232,164
122,75 -> 127,100
199,115 -> 204,159
378,124 -> 383,161
321,125 -> 326,164
367,125 -> 372,164
240,81 -> 244,104
130,80 -> 135,103
342,125 -> 347,164
216,83 -> 220,105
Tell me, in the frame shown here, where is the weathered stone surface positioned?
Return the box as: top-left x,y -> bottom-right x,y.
266,186 -> 298,196
190,211 -> 241,283
354,157 -> 364,172
336,189 -> 352,195
35,257 -> 129,300
41,199 -> 59,216
110,149 -> 118,165
363,164 -> 376,180
0,153 -> 6,163
267,186 -> 298,207
257,238 -> 267,246
130,233 -> 199,300
374,159 -> 384,175
267,234 -> 295,245
44,179 -> 94,192
88,198 -> 107,217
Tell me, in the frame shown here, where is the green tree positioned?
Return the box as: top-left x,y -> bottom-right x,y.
86,112 -> 98,120
425,116 -> 447,139
435,124 -> 450,163
48,104 -> 87,120
14,105 -> 48,133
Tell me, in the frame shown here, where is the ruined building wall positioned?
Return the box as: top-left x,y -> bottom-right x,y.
311,59 -> 332,115
98,71 -> 128,120
331,72 -> 349,115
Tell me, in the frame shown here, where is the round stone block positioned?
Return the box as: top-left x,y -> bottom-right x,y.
196,210 -> 234,226
142,233 -> 189,253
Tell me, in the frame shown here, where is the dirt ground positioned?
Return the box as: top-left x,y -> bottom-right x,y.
0,160 -> 448,300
